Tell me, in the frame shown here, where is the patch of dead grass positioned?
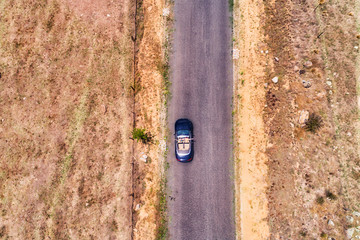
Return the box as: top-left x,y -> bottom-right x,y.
234,0 -> 360,239
0,0 -> 134,238
132,0 -> 169,239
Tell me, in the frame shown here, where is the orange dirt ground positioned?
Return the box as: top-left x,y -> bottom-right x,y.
234,0 -> 360,239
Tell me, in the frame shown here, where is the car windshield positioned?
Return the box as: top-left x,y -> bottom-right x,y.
177,130 -> 189,136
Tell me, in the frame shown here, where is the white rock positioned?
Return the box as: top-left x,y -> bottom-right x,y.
299,110 -> 309,125
346,215 -> 354,223
347,132 -> 352,137
140,154 -> 148,163
353,211 -> 360,217
302,80 -> 311,88
304,60 -> 313,68
274,57 -> 279,62
328,219 -> 335,227
355,46 -> 359,49
135,204 -> 141,211
326,81 -> 332,86
260,50 -> 264,54
233,48 -> 240,60
272,76 -> 279,83
107,14 -> 111,17
346,228 -> 355,239
264,83 -> 268,88
329,90 -> 333,95
265,50 -> 269,54
159,140 -> 166,152
162,8 -> 170,17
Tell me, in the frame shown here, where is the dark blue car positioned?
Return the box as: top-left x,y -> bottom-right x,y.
175,119 -> 194,162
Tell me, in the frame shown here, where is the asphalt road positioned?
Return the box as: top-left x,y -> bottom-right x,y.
167,1 -> 234,239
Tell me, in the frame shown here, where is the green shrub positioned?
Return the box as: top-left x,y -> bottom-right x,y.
320,232 -> 327,238
132,128 -> 151,144
316,196 -> 325,205
325,190 -> 337,200
305,113 -> 323,133
300,230 -> 307,237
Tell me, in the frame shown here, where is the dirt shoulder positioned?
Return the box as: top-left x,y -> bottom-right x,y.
132,0 -> 169,239
233,0 -> 270,239
234,0 -> 360,239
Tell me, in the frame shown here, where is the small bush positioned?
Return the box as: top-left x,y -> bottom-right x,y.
325,190 -> 337,200
300,230 -> 307,237
305,113 -> 323,133
228,0 -> 234,12
132,128 -> 151,144
316,196 -> 325,205
157,61 -> 169,81
320,232 -> 327,238
110,220 -> 118,232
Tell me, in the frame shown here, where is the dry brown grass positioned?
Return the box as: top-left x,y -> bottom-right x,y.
0,0 -> 134,238
234,0 -> 360,239
132,0 -> 169,239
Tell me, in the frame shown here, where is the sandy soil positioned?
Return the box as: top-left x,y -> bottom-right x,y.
233,0 -> 270,239
234,0 -> 360,239
0,0 -> 134,238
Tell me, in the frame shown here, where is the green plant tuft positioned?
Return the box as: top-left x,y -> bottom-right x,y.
305,113 -> 323,133
132,128 -> 152,144
325,190 -> 337,200
228,0 -> 234,12
300,230 -> 307,237
316,196 -> 324,205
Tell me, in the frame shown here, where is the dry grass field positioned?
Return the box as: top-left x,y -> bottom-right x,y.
0,0 -> 135,238
234,0 -> 360,239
